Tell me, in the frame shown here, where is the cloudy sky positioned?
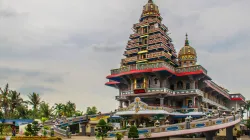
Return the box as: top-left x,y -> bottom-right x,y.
0,0 -> 250,113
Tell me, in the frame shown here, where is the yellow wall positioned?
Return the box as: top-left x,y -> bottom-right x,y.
217,123 -> 240,136
86,116 -> 110,133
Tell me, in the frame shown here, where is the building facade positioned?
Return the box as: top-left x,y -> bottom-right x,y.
105,0 -> 246,127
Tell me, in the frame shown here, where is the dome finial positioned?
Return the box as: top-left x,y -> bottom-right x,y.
148,0 -> 153,3
185,33 -> 189,46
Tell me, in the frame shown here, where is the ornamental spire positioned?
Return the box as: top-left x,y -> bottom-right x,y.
148,0 -> 153,3
185,33 -> 189,46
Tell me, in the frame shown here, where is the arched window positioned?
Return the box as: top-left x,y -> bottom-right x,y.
154,78 -> 158,84
186,83 -> 190,89
177,81 -> 183,89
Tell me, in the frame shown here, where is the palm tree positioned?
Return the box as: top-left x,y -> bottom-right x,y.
27,92 -> 41,110
27,92 -> 41,119
39,101 -> 53,118
66,101 -> 76,117
54,103 -> 64,117
8,90 -> 24,115
0,84 -> 10,118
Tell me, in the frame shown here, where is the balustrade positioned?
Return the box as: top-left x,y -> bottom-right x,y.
146,51 -> 171,60
110,62 -> 207,76
122,56 -> 138,64
124,49 -> 138,55
107,115 -> 240,138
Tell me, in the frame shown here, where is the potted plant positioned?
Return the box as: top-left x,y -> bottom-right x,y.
237,130 -> 242,138
115,132 -> 124,140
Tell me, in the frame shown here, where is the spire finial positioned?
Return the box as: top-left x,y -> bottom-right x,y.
148,0 -> 153,3
185,33 -> 189,46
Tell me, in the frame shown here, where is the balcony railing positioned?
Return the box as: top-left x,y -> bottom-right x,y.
204,80 -> 230,99
146,51 -> 171,60
147,88 -> 174,94
110,62 -> 207,77
124,49 -> 138,55
121,56 -> 138,64
176,65 -> 207,74
115,96 -> 127,100
202,97 -> 229,110
174,89 -> 204,96
121,90 -> 134,95
133,18 -> 161,29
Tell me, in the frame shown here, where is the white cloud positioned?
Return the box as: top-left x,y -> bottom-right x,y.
0,0 -> 249,113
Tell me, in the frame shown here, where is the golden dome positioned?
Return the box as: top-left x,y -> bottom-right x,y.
178,34 -> 197,65
141,0 -> 160,18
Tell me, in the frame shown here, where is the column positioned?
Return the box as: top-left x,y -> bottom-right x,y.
81,124 -> 86,136
168,99 -> 171,106
120,101 -> 123,108
90,126 -> 95,136
204,130 -> 217,140
193,96 -> 196,108
190,80 -> 195,89
160,98 -> 164,107
183,98 -> 186,107
226,126 -> 234,140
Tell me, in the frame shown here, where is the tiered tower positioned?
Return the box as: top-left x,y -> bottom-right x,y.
122,0 -> 178,67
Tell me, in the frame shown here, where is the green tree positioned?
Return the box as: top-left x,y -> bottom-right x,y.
27,92 -> 41,118
65,101 -> 76,117
96,119 -> 113,140
75,110 -> 83,116
0,84 -> 10,118
246,119 -> 250,129
8,90 -> 24,117
40,102 -> 53,118
41,117 -> 48,125
31,121 -> 40,136
54,103 -> 64,117
115,132 -> 124,140
128,125 -> 139,139
86,106 -> 98,115
25,124 -> 33,136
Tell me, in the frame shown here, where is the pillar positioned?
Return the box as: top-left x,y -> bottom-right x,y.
90,126 -> 95,136
120,101 -> 123,108
183,98 -> 186,107
168,99 -> 171,106
193,96 -> 196,108
81,124 -> 86,136
204,130 -> 217,140
160,98 -> 164,107
226,126 -> 234,140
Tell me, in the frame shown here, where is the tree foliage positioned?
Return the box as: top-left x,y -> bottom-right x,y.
0,83 -> 84,120
96,119 -> 113,140
86,106 -> 98,115
128,125 -> 139,139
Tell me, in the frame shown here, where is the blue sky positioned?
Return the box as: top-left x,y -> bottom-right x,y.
0,0 -> 250,112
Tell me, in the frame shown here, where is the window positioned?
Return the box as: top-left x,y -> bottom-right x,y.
154,78 -> 158,84
186,83 -> 190,89
144,39 -> 148,44
177,81 -> 183,89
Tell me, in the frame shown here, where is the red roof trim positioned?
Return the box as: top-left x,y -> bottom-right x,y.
105,81 -> 120,85
205,81 -> 230,99
230,98 -> 244,101
106,68 -> 204,79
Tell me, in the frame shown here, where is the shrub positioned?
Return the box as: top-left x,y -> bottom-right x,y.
128,125 -> 139,139
144,132 -> 151,138
10,136 -> 62,140
115,132 -> 124,140
0,136 -> 5,140
24,131 -> 31,136
43,126 -> 50,130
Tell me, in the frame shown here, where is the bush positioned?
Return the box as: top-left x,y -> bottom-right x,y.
0,136 -> 5,140
24,131 -> 31,136
10,136 -> 62,140
144,132 -> 151,138
43,126 -> 50,130
128,125 -> 139,139
115,132 -> 124,140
